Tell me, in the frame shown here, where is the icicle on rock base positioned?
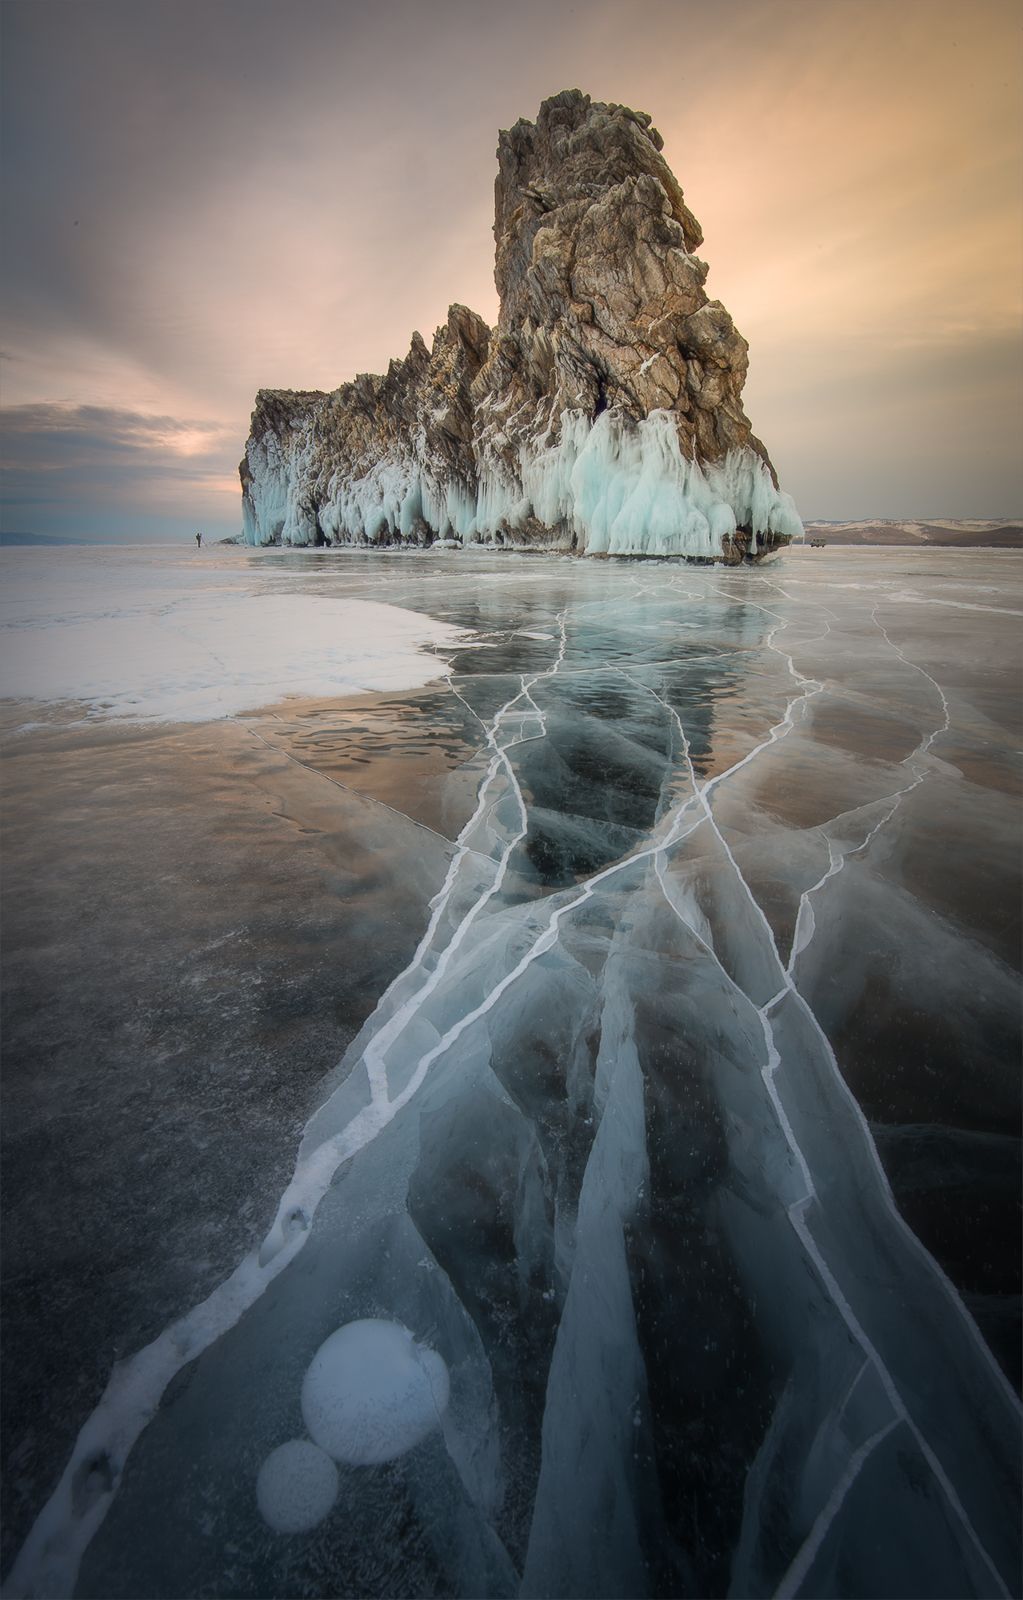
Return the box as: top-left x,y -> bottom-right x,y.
240,90 -> 803,562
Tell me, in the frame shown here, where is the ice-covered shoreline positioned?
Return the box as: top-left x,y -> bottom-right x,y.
243,409 -> 802,562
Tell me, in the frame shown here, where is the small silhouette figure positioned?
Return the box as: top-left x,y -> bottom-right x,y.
195,531 -> 202,548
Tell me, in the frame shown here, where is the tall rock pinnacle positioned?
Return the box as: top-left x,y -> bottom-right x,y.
241,90 -> 801,560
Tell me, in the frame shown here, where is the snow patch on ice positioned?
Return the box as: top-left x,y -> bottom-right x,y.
0,552 -> 468,722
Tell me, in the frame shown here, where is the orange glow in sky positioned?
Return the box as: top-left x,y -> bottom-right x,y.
1,0 -> 1020,538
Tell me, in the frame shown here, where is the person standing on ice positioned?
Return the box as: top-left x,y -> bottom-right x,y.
195,531 -> 202,549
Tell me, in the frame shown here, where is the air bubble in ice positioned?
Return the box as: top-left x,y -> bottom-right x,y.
300,1318 -> 450,1465
255,1439 -> 339,1533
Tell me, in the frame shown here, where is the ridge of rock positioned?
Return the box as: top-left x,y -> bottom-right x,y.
241,89 -> 801,560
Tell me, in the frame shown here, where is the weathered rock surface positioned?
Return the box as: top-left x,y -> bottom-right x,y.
241,90 -> 801,560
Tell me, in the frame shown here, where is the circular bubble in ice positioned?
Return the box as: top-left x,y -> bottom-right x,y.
256,1438 -> 339,1534
301,1318 -> 450,1465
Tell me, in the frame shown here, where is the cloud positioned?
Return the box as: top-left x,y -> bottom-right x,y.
2,403 -> 227,447
0,404 -> 241,538
1,0 -> 1020,534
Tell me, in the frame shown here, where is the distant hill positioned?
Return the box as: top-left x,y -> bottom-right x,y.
0,531 -> 93,547
802,520 -> 1023,548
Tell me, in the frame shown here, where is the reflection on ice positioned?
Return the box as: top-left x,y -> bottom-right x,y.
4,548 -> 1020,1599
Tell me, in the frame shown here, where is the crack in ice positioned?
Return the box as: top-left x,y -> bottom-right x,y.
623,614 -> 1016,1595
241,721 -> 457,849
7,576 -> 1018,1600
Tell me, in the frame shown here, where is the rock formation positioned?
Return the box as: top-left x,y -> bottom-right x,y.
241,90 -> 802,560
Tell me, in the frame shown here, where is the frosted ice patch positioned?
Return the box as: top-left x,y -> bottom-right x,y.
0,547 -> 468,722
256,1439 -> 339,1534
301,1319 -> 450,1465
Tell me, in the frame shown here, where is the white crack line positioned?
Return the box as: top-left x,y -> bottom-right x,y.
785,603 -> 951,976
4,604 -> 565,1600
240,720 -> 457,850
771,1419 -> 902,1600
777,612 -> 1019,1412
336,612 -> 569,1116
624,649 -> 1017,1595
9,589 -> 809,1599
11,588 -> 1011,1600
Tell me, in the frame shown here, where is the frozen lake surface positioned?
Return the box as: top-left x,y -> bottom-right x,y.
2,543 -> 1020,1598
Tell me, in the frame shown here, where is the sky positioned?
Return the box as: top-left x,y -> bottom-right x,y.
1,0 -> 1021,542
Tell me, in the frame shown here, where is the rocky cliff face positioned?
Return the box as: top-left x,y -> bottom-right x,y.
241,90 -> 801,560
